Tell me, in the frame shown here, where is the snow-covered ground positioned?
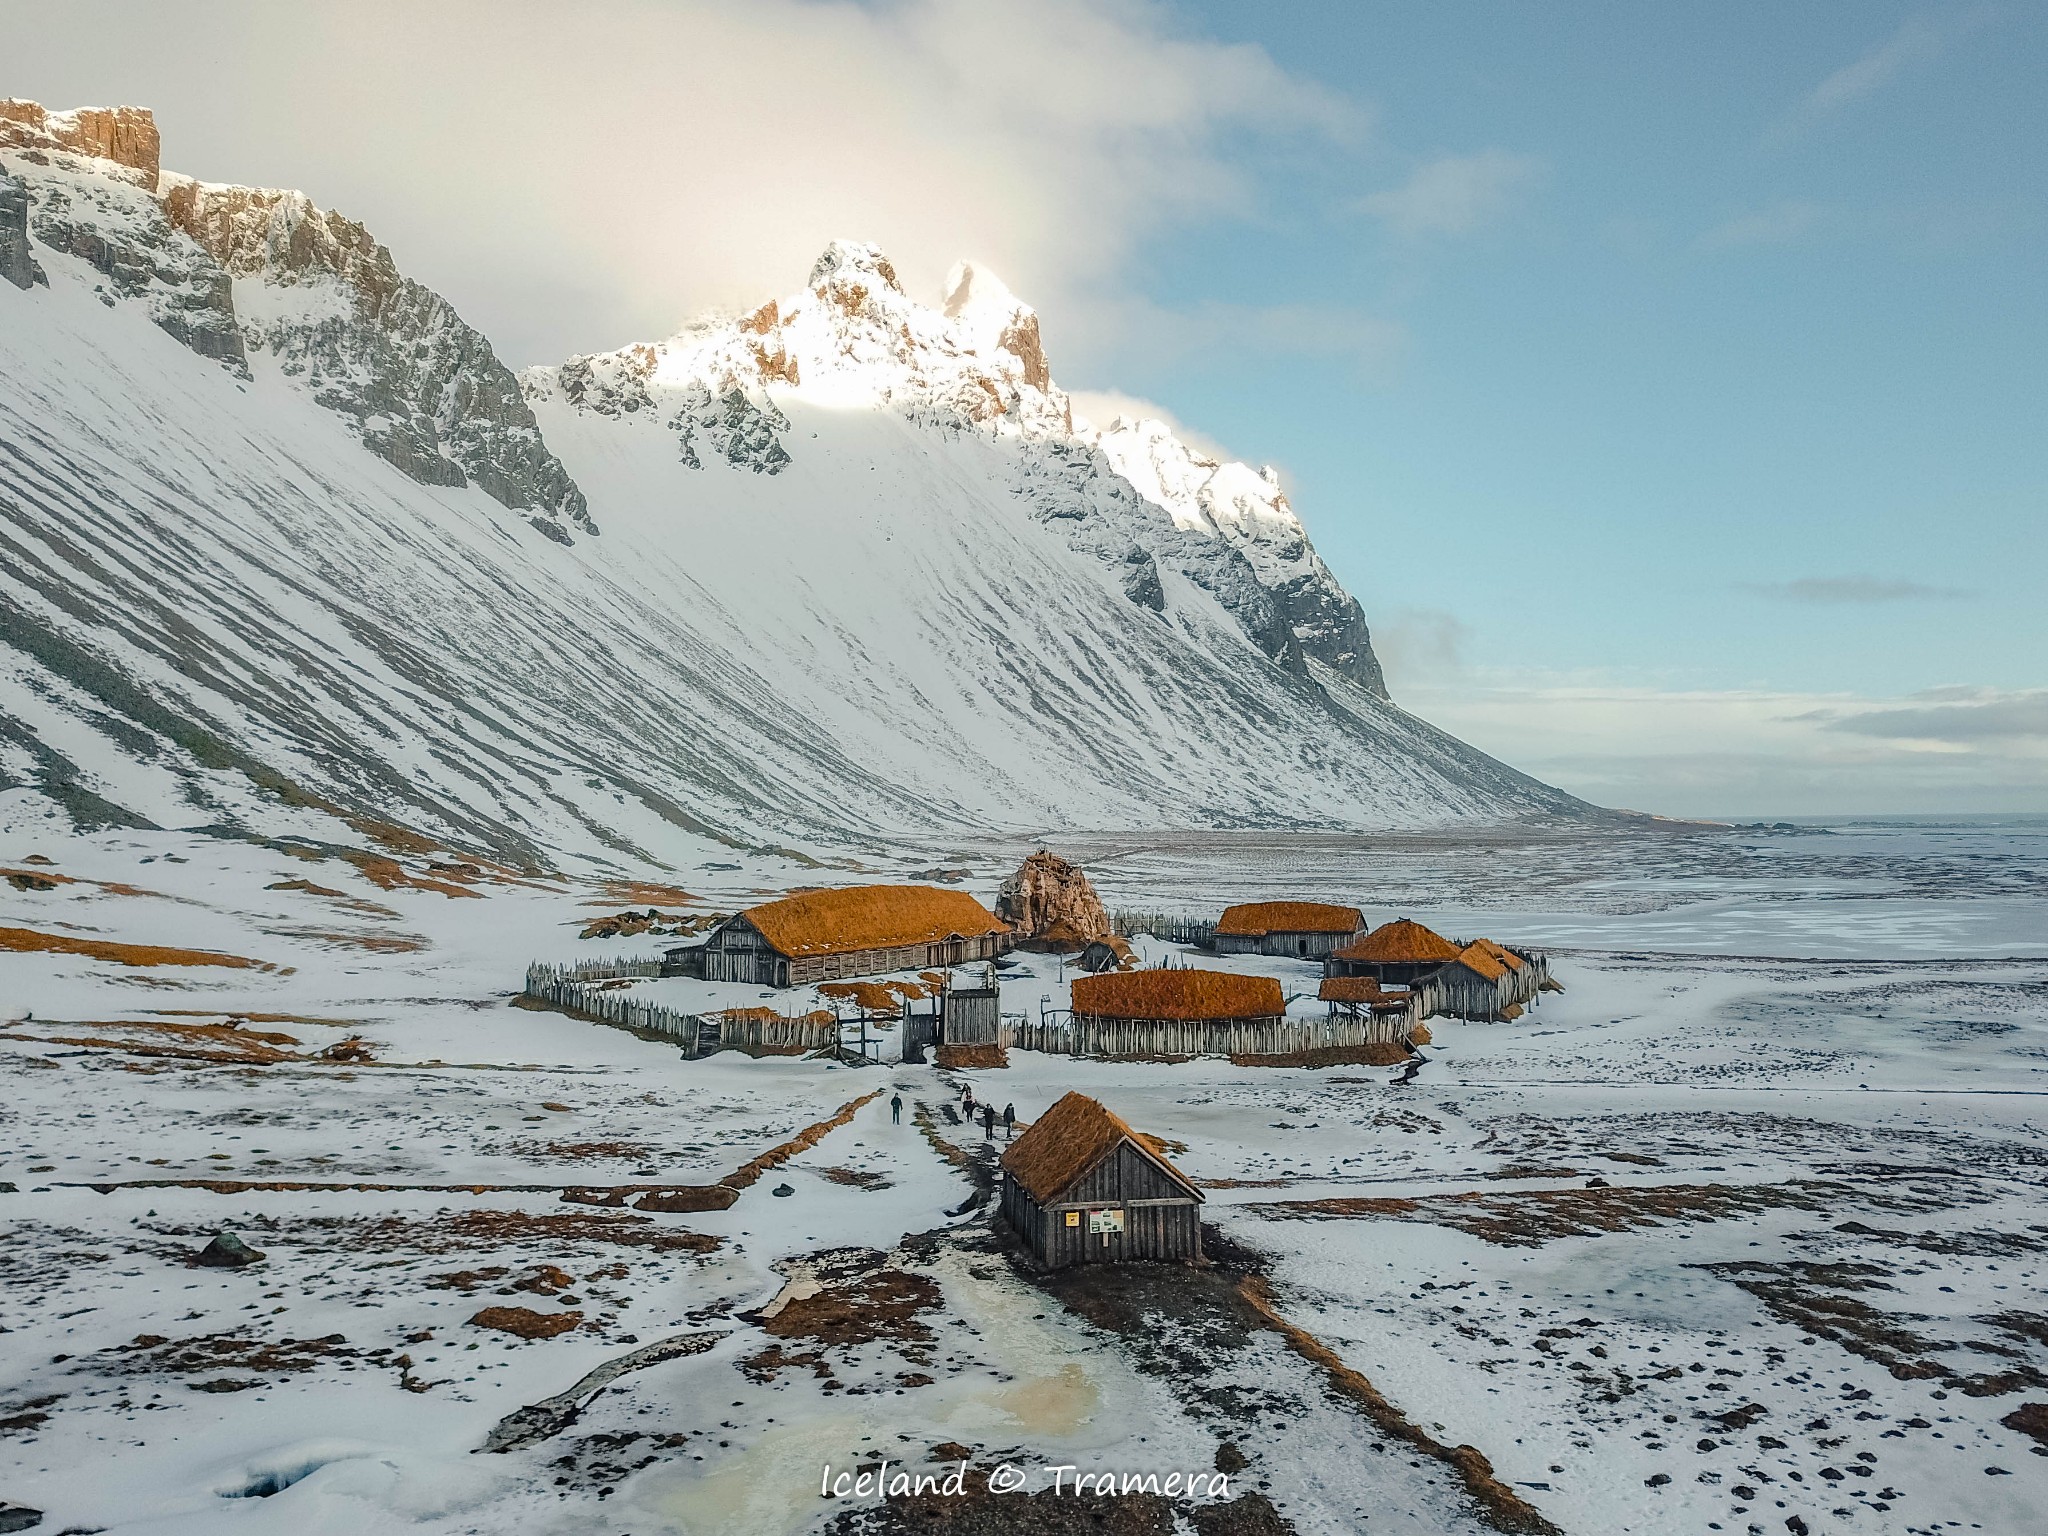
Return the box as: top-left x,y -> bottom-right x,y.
4,811 -> 2047,1535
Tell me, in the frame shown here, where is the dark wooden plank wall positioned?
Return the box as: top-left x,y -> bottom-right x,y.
1004,1139 -> 1201,1267
1214,930 -> 1361,958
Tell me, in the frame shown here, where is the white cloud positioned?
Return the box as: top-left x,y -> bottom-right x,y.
1383,657 -> 2048,817
1360,149 -> 1544,238
0,0 -> 1366,366
1801,15 -> 1946,119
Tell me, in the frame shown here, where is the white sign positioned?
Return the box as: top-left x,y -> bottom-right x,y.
1087,1208 -> 1124,1235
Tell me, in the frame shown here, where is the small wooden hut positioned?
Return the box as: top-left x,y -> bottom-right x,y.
1212,902 -> 1365,959
1325,918 -> 1463,988
999,1091 -> 1204,1268
1418,940 -> 1546,1022
1317,976 -> 1416,1044
1076,935 -> 1136,973
676,885 -> 1009,987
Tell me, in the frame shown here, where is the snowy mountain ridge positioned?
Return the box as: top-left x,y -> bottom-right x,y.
0,100 -> 1595,869
522,239 -> 1385,692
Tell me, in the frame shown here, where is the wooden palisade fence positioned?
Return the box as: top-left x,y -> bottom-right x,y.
522,960 -> 839,1059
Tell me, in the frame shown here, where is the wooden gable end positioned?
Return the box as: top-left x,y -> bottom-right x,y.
1050,1136 -> 1201,1207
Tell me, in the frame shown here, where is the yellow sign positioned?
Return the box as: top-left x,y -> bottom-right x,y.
1064,1210 -> 1080,1227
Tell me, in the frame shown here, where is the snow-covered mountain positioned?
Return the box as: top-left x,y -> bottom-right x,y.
0,101 -> 1595,870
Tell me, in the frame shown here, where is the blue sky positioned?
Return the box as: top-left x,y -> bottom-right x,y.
1135,1 -> 2043,684
8,0 -> 2044,815
1076,1 -> 2047,813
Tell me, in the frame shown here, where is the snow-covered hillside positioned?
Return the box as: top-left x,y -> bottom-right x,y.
0,101 -> 1594,871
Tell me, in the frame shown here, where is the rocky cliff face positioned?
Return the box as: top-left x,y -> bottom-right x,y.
996,850 -> 1112,949
0,102 -> 242,363
162,179 -> 593,541
0,171 -> 40,290
523,239 -> 1386,690
0,100 -> 591,543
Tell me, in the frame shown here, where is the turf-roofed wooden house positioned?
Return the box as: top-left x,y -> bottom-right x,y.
1324,918 -> 1463,988
1211,901 -> 1365,959
1422,938 -> 1552,1022
673,884 -> 1010,987
1067,968 -> 1288,1057
1000,1092 -> 1204,1268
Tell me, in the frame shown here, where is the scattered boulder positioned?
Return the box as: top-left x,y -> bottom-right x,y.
2000,1401 -> 2048,1446
192,1232 -> 266,1268
995,849 -> 1110,951
470,1305 -> 582,1340
0,1504 -> 42,1533
771,1182 -> 795,1198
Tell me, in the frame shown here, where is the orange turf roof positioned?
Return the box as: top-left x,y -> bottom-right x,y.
1000,1091 -> 1200,1204
738,884 -> 1007,959
1070,967 -> 1284,1021
1214,901 -> 1365,937
1331,918 -> 1462,966
1318,976 -> 1408,1006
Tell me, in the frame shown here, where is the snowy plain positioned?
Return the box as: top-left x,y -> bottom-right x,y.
4,808 -> 2046,1535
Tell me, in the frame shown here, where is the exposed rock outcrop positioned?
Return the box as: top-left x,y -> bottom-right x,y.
163,180 -> 594,535
0,98 -> 591,539
996,850 -> 1112,951
0,99 -> 158,180
0,171 -> 41,289
0,102 -> 242,363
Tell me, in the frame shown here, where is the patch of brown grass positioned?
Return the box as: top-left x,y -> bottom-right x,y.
1252,1177 -> 1967,1247
819,1167 -> 893,1190
0,926 -> 273,970
338,850 -> 479,900
762,1268 -> 941,1349
936,1043 -> 1007,1070
470,1305 -> 581,1339
2,1018 -> 301,1065
299,1207 -> 721,1256
1230,1043 -> 1411,1069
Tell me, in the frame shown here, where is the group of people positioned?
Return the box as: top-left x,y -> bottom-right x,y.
962,1086 -> 1016,1139
885,1087 -> 1016,1139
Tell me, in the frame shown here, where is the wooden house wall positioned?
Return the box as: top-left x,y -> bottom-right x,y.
1325,957 -> 1446,987
1003,1138 -> 1202,1268
944,987 -> 1001,1045
1215,930 -> 1360,958
698,921 -> 1008,989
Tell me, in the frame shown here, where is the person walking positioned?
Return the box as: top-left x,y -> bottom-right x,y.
1002,1102 -> 1016,1139
981,1103 -> 996,1140
890,1092 -> 902,1124
962,1086 -> 976,1121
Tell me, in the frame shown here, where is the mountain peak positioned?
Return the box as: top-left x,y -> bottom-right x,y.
807,238 -> 902,293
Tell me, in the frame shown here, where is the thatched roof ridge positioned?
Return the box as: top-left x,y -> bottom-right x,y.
738,884 -> 1007,959
1070,968 -> 1284,1021
1000,1091 -> 1202,1204
1215,901 -> 1364,938
1464,937 -> 1527,971
1332,918 -> 1462,965
1449,942 -> 1511,982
